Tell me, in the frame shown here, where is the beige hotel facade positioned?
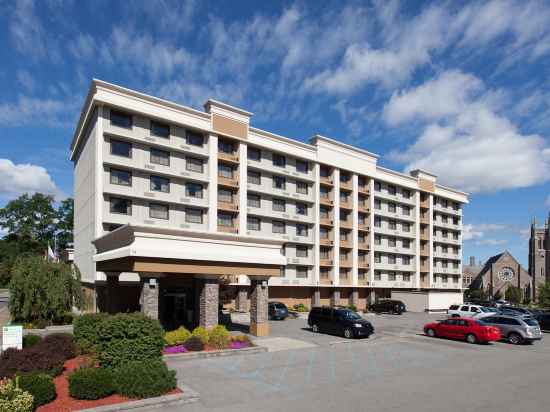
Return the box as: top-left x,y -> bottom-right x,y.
71,80 -> 468,335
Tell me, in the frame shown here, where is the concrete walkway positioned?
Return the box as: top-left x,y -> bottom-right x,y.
254,337 -> 317,352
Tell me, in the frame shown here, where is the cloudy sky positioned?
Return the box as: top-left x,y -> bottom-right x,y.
1,0 -> 550,265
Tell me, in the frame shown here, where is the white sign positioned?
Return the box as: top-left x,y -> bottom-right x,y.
2,325 -> 23,351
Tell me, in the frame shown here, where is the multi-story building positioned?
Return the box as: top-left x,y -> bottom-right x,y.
71,80 -> 468,335
529,216 -> 550,300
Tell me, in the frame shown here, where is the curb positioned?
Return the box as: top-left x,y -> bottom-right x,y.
163,345 -> 267,361
79,384 -> 199,412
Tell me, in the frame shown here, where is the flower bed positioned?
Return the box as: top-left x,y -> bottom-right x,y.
162,326 -> 254,355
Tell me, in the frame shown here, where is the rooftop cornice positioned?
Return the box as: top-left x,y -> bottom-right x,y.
310,134 -> 380,159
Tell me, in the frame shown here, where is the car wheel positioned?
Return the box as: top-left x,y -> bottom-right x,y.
508,332 -> 523,345
466,333 -> 478,344
312,324 -> 320,333
426,328 -> 436,337
343,328 -> 353,339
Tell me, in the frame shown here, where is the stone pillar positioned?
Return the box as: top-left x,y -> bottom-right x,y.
250,278 -> 269,336
311,288 -> 321,308
235,287 -> 248,312
330,289 -> 341,307
140,277 -> 159,320
350,289 -> 359,307
198,278 -> 219,329
368,289 -> 376,306
106,275 -> 119,314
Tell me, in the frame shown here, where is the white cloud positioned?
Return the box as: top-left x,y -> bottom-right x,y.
474,239 -> 508,246
16,70 -> 35,92
69,33 -> 96,60
0,95 -> 76,127
463,224 -> 484,241
9,0 -> 46,57
0,159 -> 63,199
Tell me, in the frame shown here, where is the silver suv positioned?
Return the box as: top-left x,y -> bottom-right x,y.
479,314 -> 542,344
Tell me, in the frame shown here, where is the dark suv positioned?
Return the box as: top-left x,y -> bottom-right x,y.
268,301 -> 288,320
308,306 -> 374,339
369,299 -> 406,315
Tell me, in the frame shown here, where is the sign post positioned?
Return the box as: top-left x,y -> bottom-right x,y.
2,325 -> 23,351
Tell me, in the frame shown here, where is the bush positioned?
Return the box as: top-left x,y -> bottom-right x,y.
18,373 -> 56,408
347,304 -> 357,312
73,313 -> 109,353
164,327 -> 191,347
208,325 -> 230,349
0,345 -> 65,379
96,313 -> 164,368
0,378 -> 34,412
293,303 -> 309,312
113,361 -> 176,399
505,286 -> 523,304
538,282 -> 550,308
68,367 -> 115,400
191,326 -> 209,344
183,336 -> 204,352
22,335 -> 42,348
40,334 -> 76,360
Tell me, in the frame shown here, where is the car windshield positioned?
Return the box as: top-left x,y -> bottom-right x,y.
525,318 -> 539,327
339,310 -> 362,320
479,307 -> 494,312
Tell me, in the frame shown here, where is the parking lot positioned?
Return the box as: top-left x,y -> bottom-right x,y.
165,312 -> 550,412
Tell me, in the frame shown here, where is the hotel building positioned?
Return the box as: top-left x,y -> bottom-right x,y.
71,80 -> 468,335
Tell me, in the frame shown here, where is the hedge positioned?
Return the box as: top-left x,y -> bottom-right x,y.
68,368 -> 115,400
164,327 -> 191,347
113,361 -> 176,399
0,378 -> 34,412
22,335 -> 42,348
208,325 -> 230,349
73,313 -> 109,353
18,373 -> 56,409
191,326 -> 209,344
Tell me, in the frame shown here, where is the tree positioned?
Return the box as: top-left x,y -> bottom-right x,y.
538,282 -> 550,308
505,286 -> 523,304
465,288 -> 487,300
56,197 -> 74,249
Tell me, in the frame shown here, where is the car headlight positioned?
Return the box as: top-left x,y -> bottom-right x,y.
353,323 -> 363,328
526,330 -> 533,337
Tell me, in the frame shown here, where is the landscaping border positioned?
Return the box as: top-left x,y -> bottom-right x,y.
163,345 -> 266,361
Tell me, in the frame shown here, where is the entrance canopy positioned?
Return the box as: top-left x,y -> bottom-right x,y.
92,225 -> 286,276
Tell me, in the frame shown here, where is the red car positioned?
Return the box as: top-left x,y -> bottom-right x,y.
424,317 -> 501,344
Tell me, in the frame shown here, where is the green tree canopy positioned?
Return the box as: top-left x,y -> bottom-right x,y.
538,282 -> 550,308
56,197 -> 74,249
504,286 -> 523,304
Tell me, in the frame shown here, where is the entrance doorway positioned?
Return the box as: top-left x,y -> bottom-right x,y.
162,291 -> 193,331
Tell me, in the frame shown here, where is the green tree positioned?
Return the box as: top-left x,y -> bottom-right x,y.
465,288 -> 487,300
505,286 -> 523,304
56,197 -> 74,249
538,282 -> 550,308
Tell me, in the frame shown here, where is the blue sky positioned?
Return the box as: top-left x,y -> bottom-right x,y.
1,0 -> 550,266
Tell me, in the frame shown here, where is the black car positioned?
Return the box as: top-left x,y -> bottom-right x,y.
369,299 -> 406,315
499,306 -> 535,318
268,301 -> 289,320
535,312 -> 550,331
308,306 -> 374,339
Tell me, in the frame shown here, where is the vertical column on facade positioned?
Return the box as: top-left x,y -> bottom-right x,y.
428,194 -> 434,287
414,191 -> 421,289
313,163 -> 321,287
311,288 -> 321,308
351,173 -> 359,286
235,286 -> 248,312
330,289 -> 341,307
106,274 -> 119,314
198,276 -> 219,329
350,289 -> 359,307
238,142 -> 247,235
250,277 -> 269,336
369,178 -> 376,285
207,133 -> 219,232
139,276 -> 159,320
458,210 -> 464,290
333,168 -> 341,287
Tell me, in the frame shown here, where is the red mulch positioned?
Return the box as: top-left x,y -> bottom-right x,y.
37,356 -> 181,412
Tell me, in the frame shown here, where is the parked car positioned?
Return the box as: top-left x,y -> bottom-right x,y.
478,314 -> 542,344
447,304 -> 498,318
424,318 -> 501,344
498,306 -> 535,319
268,301 -> 289,320
534,312 -> 550,331
308,306 -> 374,339
369,299 -> 406,315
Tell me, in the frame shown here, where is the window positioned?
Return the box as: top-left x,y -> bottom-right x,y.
296,181 -> 308,195
388,185 -> 396,195
340,173 -> 350,183
359,251 -> 367,262
320,267 -> 330,279
340,191 -> 349,202
248,170 -> 261,185
402,205 -> 410,216
218,139 -> 234,154
403,256 -> 411,265
150,148 -> 170,166
374,181 -> 381,192
320,186 -> 329,198
359,232 -> 367,243
388,202 -> 396,213
340,250 -> 349,260
272,198 -> 286,212
374,216 -> 381,227
296,202 -> 307,215
388,272 -> 396,281
442,245 -> 448,253
218,188 -> 233,203
185,183 -> 203,198
247,217 -> 261,231
296,266 -> 308,278
218,163 -> 234,179
320,206 -> 329,219
320,166 -> 331,178
340,269 -> 349,279
247,194 -> 260,208
150,120 -> 170,138
375,235 -> 381,245
296,160 -> 308,173
388,237 -> 396,247
150,175 -> 170,193
273,176 -> 286,189
402,189 -> 411,199
340,210 -> 350,222
374,199 -> 381,210
453,217 -> 459,225
402,239 -> 410,249
442,230 -> 448,238
110,197 -> 131,215
374,272 -> 381,281
217,212 -> 234,227
389,220 -> 396,230
320,227 -> 329,239
453,232 -> 459,240
186,208 -> 203,224
186,131 -> 204,146
186,157 -> 203,173
110,168 -> 131,186
272,220 -> 286,234
150,203 -> 169,220
358,214 -> 366,225
340,230 -> 349,240
388,254 -> 396,264
402,223 -> 410,232
358,270 -> 366,280
110,140 -> 132,158
403,274 -> 411,282
296,224 -> 308,236
248,147 -> 261,161
442,275 -> 448,283
110,110 -> 132,128
272,153 -> 286,167
320,247 -> 330,259
296,246 -> 308,257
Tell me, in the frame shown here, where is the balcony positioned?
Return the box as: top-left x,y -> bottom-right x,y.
433,219 -> 462,231
339,276 -> 352,286
358,242 -> 370,251
420,215 -> 429,224
339,199 -> 353,210
319,196 -> 334,207
420,231 -> 430,241
375,208 -> 416,222
320,277 -> 332,285
218,176 -> 239,188
319,238 -> 334,246
420,277 -> 430,288
218,225 -> 238,234
218,151 -> 239,163
358,223 -> 370,232
358,277 -> 369,286
420,248 -> 429,257
420,198 -> 429,208
358,260 -> 370,269
433,266 -> 461,275
320,217 -> 333,226
420,262 -> 430,272
319,259 -> 333,267
433,250 -> 461,260
374,190 -> 416,205
433,202 -> 462,216
358,185 -> 370,194
433,235 -> 461,245
339,259 -> 353,268
340,239 -> 352,248
339,219 -> 353,229
320,175 -> 333,186
358,204 -> 370,213
217,200 -> 239,212
374,225 -> 416,239
375,244 -> 415,255
340,180 -> 352,191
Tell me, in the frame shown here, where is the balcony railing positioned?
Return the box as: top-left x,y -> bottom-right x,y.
319,259 -> 333,267
218,152 -> 239,163
358,242 -> 370,250
339,199 -> 353,209
358,260 -> 370,269
340,180 -> 352,190
340,239 -> 352,248
319,197 -> 333,206
217,201 -> 239,212
339,277 -> 352,286
218,176 -> 239,188
358,185 -> 370,194
320,175 -> 333,186
420,198 -> 429,208
339,219 -> 353,229
320,217 -> 333,226
339,259 -> 352,268
320,277 -> 332,285
358,204 -> 370,213
319,238 -> 334,246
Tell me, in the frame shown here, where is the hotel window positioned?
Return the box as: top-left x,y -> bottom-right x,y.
442,275 -> 448,283
374,181 -> 381,192
186,208 -> 203,224
453,232 -> 459,240
110,110 -> 132,128
340,191 -> 349,203
388,237 -> 396,247
442,230 -> 448,238
388,272 -> 396,281
340,172 -> 350,183
218,212 -> 234,227
320,166 -> 331,178
340,269 -> 349,279
358,270 -> 366,280
218,163 -> 234,179
340,230 -> 349,241
403,273 -> 411,282
320,267 -> 330,279
375,254 -> 383,264
442,215 -> 448,223
374,234 -> 381,245
358,214 -> 366,225
296,266 -> 308,278
186,131 -> 204,146
296,224 -> 308,236
402,189 -> 411,199
388,202 -> 396,213
442,245 -> 448,253
247,217 -> 261,231
320,247 -> 330,259
374,199 -> 381,210
150,175 -> 170,193
358,176 -> 367,187
388,254 -> 396,264
340,250 -> 349,260
442,199 -> 448,208
402,223 -> 410,232
248,147 -> 261,161
186,157 -> 203,173
374,272 -> 381,281
218,188 -> 233,203
150,120 -> 170,138
340,210 -> 349,222
320,186 -> 329,198
185,182 -> 203,199
272,153 -> 286,167
218,139 -> 234,154
359,232 -> 367,244
320,227 -> 329,239
296,181 -> 308,195
359,250 -> 367,261
248,170 -> 261,185
273,175 -> 286,189
453,262 -> 459,269
453,202 -> 460,211
374,216 -> 381,227
247,194 -> 260,208
402,239 -> 410,249
110,140 -> 132,158
442,260 -> 448,268
296,202 -> 307,216
453,217 -> 459,225
272,220 -> 286,234
388,185 -> 396,195
150,203 -> 169,220
110,168 -> 131,186
272,198 -> 286,212
296,246 -> 308,258
150,148 -> 170,166
402,205 -> 410,216
296,160 -> 308,173
110,197 -> 131,215
403,256 -> 411,265
389,220 -> 396,230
